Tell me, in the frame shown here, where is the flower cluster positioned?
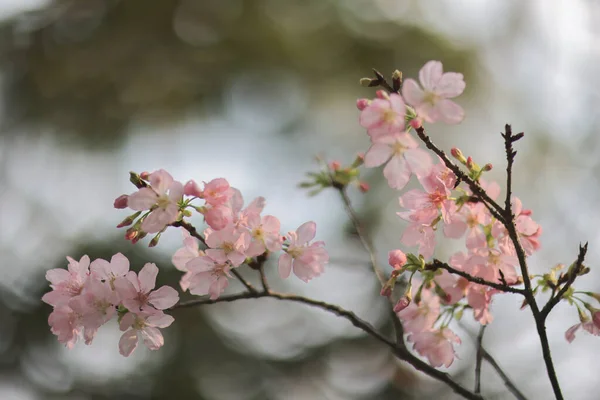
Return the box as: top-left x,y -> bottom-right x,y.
42,253 -> 179,356
358,61 -> 543,367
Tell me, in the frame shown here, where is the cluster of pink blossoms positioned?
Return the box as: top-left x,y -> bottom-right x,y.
357,61 -> 543,367
43,171 -> 329,355
42,253 -> 179,356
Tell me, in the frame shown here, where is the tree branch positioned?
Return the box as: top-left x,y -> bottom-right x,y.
480,348 -> 528,400
428,259 -> 524,295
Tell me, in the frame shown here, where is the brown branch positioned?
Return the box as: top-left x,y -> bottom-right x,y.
414,127 -> 506,224
258,265 -> 270,293
428,259 -> 524,295
481,348 -> 528,400
174,290 -> 483,400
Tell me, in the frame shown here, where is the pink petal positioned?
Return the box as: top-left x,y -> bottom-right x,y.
278,253 -> 293,279
146,313 -> 175,328
209,277 -> 229,300
262,215 -> 280,232
437,99 -> 464,124
168,181 -> 184,202
113,277 -> 138,303
435,72 -> 465,98
383,156 -> 411,190
389,93 -> 406,113
148,286 -> 179,309
401,79 -> 425,106
138,263 -> 158,293
296,221 -> 316,244
141,327 -> 164,350
227,252 -> 246,267
419,61 -> 443,91
119,329 -> 139,357
565,324 -> 580,343
364,144 -> 393,167
404,148 -> 433,177
111,253 -> 130,276
45,269 -> 70,285
149,169 -> 174,195
128,188 -> 158,210
188,272 -> 214,296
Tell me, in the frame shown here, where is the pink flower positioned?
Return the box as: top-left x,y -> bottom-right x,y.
118,309 -> 175,357
397,287 -> 440,334
114,263 -> 179,312
492,197 -> 541,255
172,229 -> 204,291
42,255 -> 91,307
400,220 -> 436,260
69,279 -> 118,333
443,202 -> 488,249
364,132 -> 432,190
48,305 -> 84,349
402,61 -> 465,124
127,169 -> 184,233
278,222 -> 329,282
246,215 -> 283,257
359,92 -> 407,141
185,255 -> 232,299
204,225 -> 250,267
409,328 -> 461,368
90,253 -> 130,288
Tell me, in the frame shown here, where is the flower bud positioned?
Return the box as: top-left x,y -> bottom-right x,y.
380,286 -> 392,298
409,118 -> 422,129
388,250 -> 407,270
375,90 -> 389,100
125,228 -> 138,242
329,161 -> 341,171
358,182 -> 370,193
140,171 -> 150,180
359,78 -> 373,87
482,163 -> 493,172
113,194 -> 129,209
149,233 -> 161,248
129,172 -> 146,189
391,69 -> 402,92
356,98 -> 370,110
393,296 -> 411,312
451,148 -> 467,164
116,211 -> 141,228
466,156 -> 474,170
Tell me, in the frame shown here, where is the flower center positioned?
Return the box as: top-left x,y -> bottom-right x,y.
383,109 -> 397,123
423,91 -> 441,105
392,141 -> 407,156
156,194 -> 171,210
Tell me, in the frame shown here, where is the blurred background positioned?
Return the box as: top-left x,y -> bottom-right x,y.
1,0 -> 599,399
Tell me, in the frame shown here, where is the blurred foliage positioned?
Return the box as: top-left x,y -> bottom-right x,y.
0,0 -> 480,399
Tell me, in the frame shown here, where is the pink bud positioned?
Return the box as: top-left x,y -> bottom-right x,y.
450,148 -> 461,158
483,163 -> 493,171
380,286 -> 392,298
520,209 -> 532,216
388,250 -> 407,270
375,90 -> 389,100
466,156 -> 474,169
113,194 -> 129,209
409,118 -> 422,129
393,296 -> 411,312
125,229 -> 138,242
356,98 -> 370,110
184,180 -> 203,197
140,171 -> 150,180
593,311 -> 600,328
358,182 -> 370,193
329,161 -> 341,171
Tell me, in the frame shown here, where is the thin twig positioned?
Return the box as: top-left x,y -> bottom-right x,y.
429,259 -> 524,295
336,186 -> 386,286
174,290 -> 483,400
230,269 -> 258,294
480,349 -> 528,400
541,243 -> 588,319
474,325 -> 486,394
258,265 -> 270,293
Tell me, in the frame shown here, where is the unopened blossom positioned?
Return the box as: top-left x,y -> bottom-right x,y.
565,321 -> 600,343
114,263 -> 179,312
402,60 -> 465,124
118,309 -> 175,357
42,255 -> 91,307
185,255 -> 232,299
127,169 -> 184,233
388,249 -> 408,270
204,225 -> 250,267
278,222 -> 329,282
359,92 -> 407,141
364,132 -> 432,190
409,328 -> 461,368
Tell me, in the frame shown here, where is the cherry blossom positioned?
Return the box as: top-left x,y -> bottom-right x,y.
278,222 -> 329,282
127,169 -> 184,233
185,255 -> 232,299
359,92 -> 407,141
42,255 -> 91,307
114,263 -> 179,312
118,309 -> 175,357
409,328 -> 461,368
364,132 -> 432,190
402,60 -> 465,124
